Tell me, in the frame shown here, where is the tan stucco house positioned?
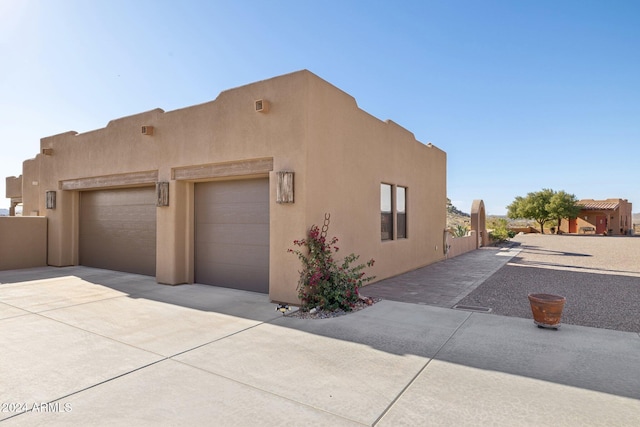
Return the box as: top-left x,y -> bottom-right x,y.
561,198 -> 633,235
4,70 -> 447,304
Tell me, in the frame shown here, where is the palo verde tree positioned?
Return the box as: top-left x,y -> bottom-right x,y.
507,188 -> 580,234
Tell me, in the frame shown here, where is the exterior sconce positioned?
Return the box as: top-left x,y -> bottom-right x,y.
46,191 -> 56,209
156,182 -> 169,207
42,148 -> 53,156
276,171 -> 294,203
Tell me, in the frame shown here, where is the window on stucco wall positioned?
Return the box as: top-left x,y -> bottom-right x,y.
397,186 -> 406,238
381,184 -> 393,241
381,183 -> 407,241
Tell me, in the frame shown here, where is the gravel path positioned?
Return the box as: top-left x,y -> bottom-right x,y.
456,234 -> 640,333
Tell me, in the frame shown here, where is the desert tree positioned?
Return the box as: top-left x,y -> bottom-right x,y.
507,189 -> 555,233
547,190 -> 580,234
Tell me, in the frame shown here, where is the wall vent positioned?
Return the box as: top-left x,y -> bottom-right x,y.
141,126 -> 154,136
255,99 -> 269,113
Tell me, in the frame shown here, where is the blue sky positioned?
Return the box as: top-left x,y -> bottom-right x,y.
1,0 -> 638,214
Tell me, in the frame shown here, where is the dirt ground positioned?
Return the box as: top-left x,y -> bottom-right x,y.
457,233 -> 640,332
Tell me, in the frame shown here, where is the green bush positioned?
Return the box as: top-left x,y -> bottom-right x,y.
487,218 -> 515,242
288,216 -> 375,312
451,224 -> 468,237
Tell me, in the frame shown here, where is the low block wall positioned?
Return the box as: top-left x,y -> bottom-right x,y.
509,226 -> 539,234
447,233 -> 477,258
0,217 -> 47,270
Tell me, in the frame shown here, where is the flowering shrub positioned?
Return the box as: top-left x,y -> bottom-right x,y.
288,215 -> 375,312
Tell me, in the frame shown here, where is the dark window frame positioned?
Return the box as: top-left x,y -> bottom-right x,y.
381,183 -> 407,241
381,183 -> 393,241
397,186 -> 407,239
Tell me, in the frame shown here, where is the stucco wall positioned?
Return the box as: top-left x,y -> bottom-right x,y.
14,70 -> 447,304
0,217 -> 47,270
447,233 -> 477,258
5,175 -> 22,199
23,71 -> 311,303
303,74 -> 447,283
618,199 -> 633,233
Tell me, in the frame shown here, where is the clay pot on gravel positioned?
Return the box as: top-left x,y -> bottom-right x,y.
528,293 -> 566,329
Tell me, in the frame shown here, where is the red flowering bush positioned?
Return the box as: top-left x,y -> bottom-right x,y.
288,216 -> 375,312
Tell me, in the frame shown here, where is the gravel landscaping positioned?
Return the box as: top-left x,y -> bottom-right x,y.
456,234 -> 640,333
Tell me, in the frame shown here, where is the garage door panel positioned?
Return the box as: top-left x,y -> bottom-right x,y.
81,201 -> 155,212
196,263 -> 268,292
196,203 -> 269,224
80,187 -> 156,277
195,179 -> 269,293
196,243 -> 269,268
85,187 -> 154,204
84,246 -> 155,275
82,209 -> 156,223
82,234 -> 156,249
81,220 -> 156,236
196,224 -> 269,246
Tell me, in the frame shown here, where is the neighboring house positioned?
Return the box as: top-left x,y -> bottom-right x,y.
561,199 -> 633,235
4,70 -> 447,304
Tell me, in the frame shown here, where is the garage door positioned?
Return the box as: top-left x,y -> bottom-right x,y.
195,179 -> 269,293
79,187 -> 156,276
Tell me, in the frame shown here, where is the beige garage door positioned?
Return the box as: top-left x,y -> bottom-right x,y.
79,187 -> 157,276
195,179 -> 269,293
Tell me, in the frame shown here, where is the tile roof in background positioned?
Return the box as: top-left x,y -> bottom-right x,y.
577,199 -> 620,210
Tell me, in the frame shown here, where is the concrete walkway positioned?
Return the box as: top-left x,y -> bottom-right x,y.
363,246 -> 521,308
1,266 -> 639,426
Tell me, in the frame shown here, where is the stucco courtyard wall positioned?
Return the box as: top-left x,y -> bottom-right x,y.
447,233 -> 477,258
0,217 -> 47,270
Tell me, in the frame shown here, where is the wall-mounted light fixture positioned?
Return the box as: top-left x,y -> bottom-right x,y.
46,191 -> 56,209
276,171 -> 294,203
142,126 -> 154,136
156,181 -> 169,207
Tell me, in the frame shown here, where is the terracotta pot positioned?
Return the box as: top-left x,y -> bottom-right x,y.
528,293 -> 566,329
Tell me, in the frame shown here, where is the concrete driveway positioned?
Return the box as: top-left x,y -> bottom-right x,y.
1,266 -> 639,426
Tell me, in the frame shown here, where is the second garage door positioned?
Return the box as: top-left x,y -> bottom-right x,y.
195,179 -> 269,293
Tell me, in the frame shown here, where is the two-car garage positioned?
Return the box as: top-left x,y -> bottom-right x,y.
78,178 -> 269,293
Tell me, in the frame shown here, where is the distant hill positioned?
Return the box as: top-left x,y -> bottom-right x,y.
446,199 -> 470,229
